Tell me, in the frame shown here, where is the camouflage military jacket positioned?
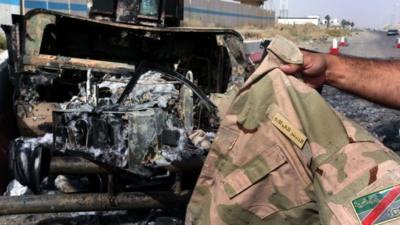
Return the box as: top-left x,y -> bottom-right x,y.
186,36 -> 400,225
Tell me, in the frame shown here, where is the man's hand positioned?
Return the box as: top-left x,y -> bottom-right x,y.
279,50 -> 400,108
279,51 -> 328,89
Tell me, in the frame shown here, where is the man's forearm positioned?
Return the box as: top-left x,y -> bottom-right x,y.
325,55 -> 400,108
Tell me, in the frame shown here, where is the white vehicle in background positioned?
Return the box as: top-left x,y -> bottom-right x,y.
387,29 -> 399,36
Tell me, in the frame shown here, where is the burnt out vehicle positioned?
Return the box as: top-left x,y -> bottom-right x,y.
0,0 -> 250,223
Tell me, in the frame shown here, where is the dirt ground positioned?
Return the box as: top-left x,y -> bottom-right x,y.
236,24 -> 351,42
182,19 -> 351,42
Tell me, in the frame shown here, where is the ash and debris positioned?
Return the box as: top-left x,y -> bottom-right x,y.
55,111 -> 130,168
53,69 -> 212,170
129,71 -> 179,108
322,86 -> 400,152
152,117 -> 212,167
15,133 -> 53,150
157,127 -> 187,165
4,180 -> 32,196
19,74 -> 56,103
98,71 -> 179,108
0,67 -> 213,224
54,175 -> 93,193
189,130 -> 213,151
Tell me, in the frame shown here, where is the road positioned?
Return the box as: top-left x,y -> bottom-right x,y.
244,40 -> 262,54
340,30 -> 400,59
246,30 -> 400,59
298,30 -> 400,59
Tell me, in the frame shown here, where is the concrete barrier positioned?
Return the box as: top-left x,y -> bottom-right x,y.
184,0 -> 275,27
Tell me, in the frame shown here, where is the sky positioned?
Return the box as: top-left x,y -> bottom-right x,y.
266,0 -> 400,29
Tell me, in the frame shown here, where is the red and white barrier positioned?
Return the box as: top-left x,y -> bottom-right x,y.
244,39 -> 265,64
339,36 -> 349,47
247,52 -> 264,63
330,38 -> 340,55
396,38 -> 400,49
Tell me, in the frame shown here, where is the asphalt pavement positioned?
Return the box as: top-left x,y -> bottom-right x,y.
245,30 -> 400,59
340,30 -> 400,59
244,40 -> 263,54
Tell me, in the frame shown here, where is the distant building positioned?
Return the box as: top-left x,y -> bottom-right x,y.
307,15 -> 320,19
277,16 -> 320,26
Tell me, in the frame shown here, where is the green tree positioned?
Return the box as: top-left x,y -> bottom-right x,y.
341,19 -> 347,29
325,15 -> 331,28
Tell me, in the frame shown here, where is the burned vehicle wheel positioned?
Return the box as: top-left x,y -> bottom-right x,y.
0,7 -> 250,222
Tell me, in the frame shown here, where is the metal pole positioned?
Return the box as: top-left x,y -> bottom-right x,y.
0,191 -> 191,216
49,157 -> 109,175
20,0 -> 25,15
49,156 -> 202,174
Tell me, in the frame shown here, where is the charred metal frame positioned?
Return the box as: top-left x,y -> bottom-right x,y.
90,0 -> 194,28
22,54 -> 136,74
2,9 -> 244,95
0,7 -> 250,217
49,157 -> 109,175
2,9 -> 243,76
48,156 -> 202,175
0,191 -> 191,216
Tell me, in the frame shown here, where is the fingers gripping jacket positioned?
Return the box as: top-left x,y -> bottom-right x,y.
186,36 -> 400,225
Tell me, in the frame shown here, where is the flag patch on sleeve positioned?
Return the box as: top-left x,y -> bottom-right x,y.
352,185 -> 400,225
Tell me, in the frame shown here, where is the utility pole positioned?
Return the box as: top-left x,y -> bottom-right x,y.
396,0 -> 400,27
20,0 -> 25,15
279,0 -> 288,18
